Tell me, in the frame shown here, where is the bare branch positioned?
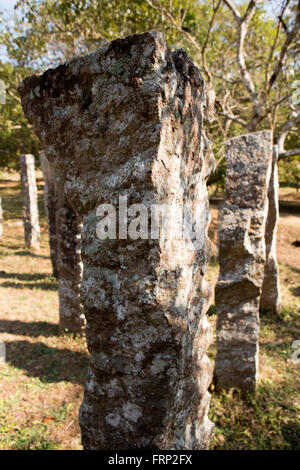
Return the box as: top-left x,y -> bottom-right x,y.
265,15 -> 282,86
145,0 -> 202,56
277,108 -> 300,153
218,111 -> 248,127
6,89 -> 21,103
145,0 -> 222,82
202,0 -> 222,81
278,148 -> 300,159
268,1 -> 300,92
222,0 -> 241,22
236,1 -> 258,98
222,1 -> 261,130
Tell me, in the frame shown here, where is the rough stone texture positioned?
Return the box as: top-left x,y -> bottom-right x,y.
39,151 -> 58,277
56,175 -> 85,334
0,196 -> 3,240
214,131 -> 273,392
40,150 -> 85,332
19,31 -> 215,450
19,154 -> 40,248
260,145 -> 281,314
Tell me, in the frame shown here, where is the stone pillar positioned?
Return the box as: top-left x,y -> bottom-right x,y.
19,31 -> 215,450
260,145 -> 281,315
40,150 -> 85,332
56,176 -> 85,335
214,131 -> 272,392
39,151 -> 58,277
19,154 -> 40,248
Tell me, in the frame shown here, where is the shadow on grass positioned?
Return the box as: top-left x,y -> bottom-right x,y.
14,250 -> 50,259
0,319 -> 58,337
1,193 -> 23,220
259,340 -> 293,359
0,281 -> 58,291
280,422 -> 300,449
5,340 -> 89,384
0,246 -> 50,259
261,307 -> 300,325
290,286 -> 300,297
279,263 -> 300,275
2,188 -> 45,220
0,272 -> 58,291
0,271 -> 51,281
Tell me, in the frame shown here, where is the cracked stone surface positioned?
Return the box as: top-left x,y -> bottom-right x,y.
260,145 -> 281,315
56,174 -> 85,335
19,154 -> 40,248
19,31 -> 215,450
40,150 -> 85,333
214,130 -> 273,392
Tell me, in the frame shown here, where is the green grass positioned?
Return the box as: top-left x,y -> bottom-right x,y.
210,382 -> 300,450
0,395 -> 57,450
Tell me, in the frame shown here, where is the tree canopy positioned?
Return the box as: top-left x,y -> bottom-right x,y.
0,0 -> 299,186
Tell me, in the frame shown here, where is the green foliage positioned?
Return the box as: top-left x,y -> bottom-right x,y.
5,0 -> 202,66
0,0 -> 299,188
0,61 -> 40,167
279,156 -> 300,190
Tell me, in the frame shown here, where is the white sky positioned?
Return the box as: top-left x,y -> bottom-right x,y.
0,0 -> 17,11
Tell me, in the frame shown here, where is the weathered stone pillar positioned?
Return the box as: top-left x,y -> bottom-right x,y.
19,31 -> 215,450
56,176 -> 85,335
40,150 -> 85,332
260,145 -> 281,315
214,131 -> 273,392
19,154 -> 40,248
39,151 -> 58,277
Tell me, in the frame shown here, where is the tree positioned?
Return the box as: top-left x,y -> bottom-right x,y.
0,0 -> 299,174
144,0 -> 300,161
0,61 -> 39,167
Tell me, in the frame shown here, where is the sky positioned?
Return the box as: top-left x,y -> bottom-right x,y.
0,0 -> 17,11
0,0 -> 17,62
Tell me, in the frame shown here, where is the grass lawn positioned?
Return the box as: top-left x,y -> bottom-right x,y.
0,172 -> 299,450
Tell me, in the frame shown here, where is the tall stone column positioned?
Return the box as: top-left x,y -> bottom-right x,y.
214,131 -> 273,392
260,145 -> 281,315
19,154 -> 40,248
40,151 -> 85,332
19,31 -> 215,450
39,151 -> 58,277
56,176 -> 85,335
